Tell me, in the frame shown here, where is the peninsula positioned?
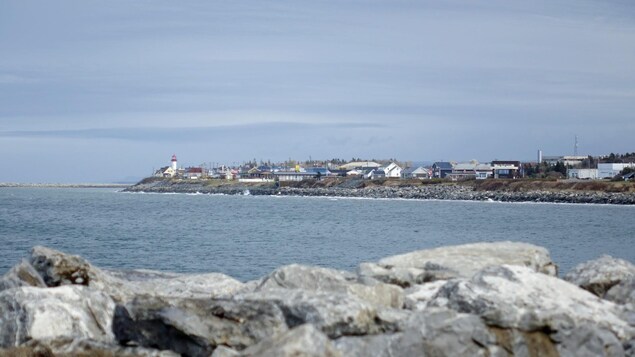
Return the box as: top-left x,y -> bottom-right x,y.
124,176 -> 635,205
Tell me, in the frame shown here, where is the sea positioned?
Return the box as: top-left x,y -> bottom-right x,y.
1,187 -> 633,281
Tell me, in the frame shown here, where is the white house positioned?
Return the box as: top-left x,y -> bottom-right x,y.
384,163 -> 402,178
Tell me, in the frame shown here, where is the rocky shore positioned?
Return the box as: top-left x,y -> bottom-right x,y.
1,242 -> 634,356
123,179 -> 635,205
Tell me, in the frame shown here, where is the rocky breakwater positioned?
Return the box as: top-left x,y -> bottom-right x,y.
1,242 -> 633,356
124,179 -> 635,204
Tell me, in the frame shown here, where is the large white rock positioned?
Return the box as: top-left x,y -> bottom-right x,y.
564,255 -> 635,297
427,265 -> 635,342
29,246 -> 244,303
361,241 -> 557,287
0,286 -> 115,347
256,264 -> 403,308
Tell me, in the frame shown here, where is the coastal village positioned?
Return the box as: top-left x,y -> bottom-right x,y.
153,151 -> 635,183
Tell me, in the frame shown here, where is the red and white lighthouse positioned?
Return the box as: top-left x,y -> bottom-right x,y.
171,154 -> 178,170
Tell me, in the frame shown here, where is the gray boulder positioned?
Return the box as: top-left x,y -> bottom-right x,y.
0,259 -> 46,291
360,241 -> 557,287
605,278 -> 635,307
113,295 -> 288,356
564,255 -> 635,297
29,246 -> 244,303
427,265 -> 635,344
21,337 -> 179,356
0,286 -> 115,347
239,324 -> 341,357
235,289 -> 392,338
334,308 -> 503,357
257,264 -> 403,308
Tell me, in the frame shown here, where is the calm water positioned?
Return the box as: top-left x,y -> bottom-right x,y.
0,187 -> 633,281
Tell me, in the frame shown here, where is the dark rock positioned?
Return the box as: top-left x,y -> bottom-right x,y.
113,296 -> 288,356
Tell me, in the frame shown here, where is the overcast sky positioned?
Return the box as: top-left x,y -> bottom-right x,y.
1,0 -> 634,182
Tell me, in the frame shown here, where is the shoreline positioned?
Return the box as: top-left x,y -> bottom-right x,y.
123,179 -> 635,205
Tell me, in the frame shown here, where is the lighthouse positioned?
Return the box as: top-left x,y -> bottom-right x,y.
171,154 -> 178,170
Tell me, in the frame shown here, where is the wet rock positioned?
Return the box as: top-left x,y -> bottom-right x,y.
239,324 -> 341,357
257,264 -> 403,308
360,241 -> 557,287
0,286 -> 115,347
564,255 -> 635,297
235,289 -> 390,338
427,265 -> 635,344
0,259 -> 46,291
29,246 -> 244,303
113,295 -> 288,356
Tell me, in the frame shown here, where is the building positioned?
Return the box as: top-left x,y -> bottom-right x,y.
542,156 -> 587,167
491,161 -> 521,179
567,168 -> 599,180
432,162 -> 453,178
273,171 -> 319,182
598,163 -> 635,179
184,167 -> 204,180
370,168 -> 386,180
402,166 -> 431,179
447,162 -> 492,181
338,161 -> 381,170
383,163 -> 403,178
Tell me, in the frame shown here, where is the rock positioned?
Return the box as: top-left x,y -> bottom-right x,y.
0,259 -> 46,291
362,241 -> 557,287
333,308 -> 502,357
427,265 -> 635,344
403,280 -> 447,311
0,286 -> 115,347
235,289 -> 391,338
605,278 -> 635,307
29,246 -> 244,303
211,345 -> 240,357
239,324 -> 341,357
113,295 -> 288,356
257,264 -> 403,308
551,324 -> 625,357
564,255 -> 635,297
22,337 -> 179,356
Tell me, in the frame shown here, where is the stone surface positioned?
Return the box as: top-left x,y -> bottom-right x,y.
362,241 -> 557,287
30,246 -> 244,303
113,295 -> 288,356
334,308 -> 503,357
256,264 -> 404,308
22,337 -> 180,357
0,286 -> 115,347
564,255 -> 635,297
0,259 -> 46,291
239,324 -> 341,357
605,278 -> 635,307
427,265 -> 635,343
235,289 -> 391,338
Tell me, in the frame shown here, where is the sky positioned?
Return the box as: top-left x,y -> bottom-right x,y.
1,0 -> 634,183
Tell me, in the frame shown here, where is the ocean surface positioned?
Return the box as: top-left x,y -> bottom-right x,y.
1,187 -> 633,281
